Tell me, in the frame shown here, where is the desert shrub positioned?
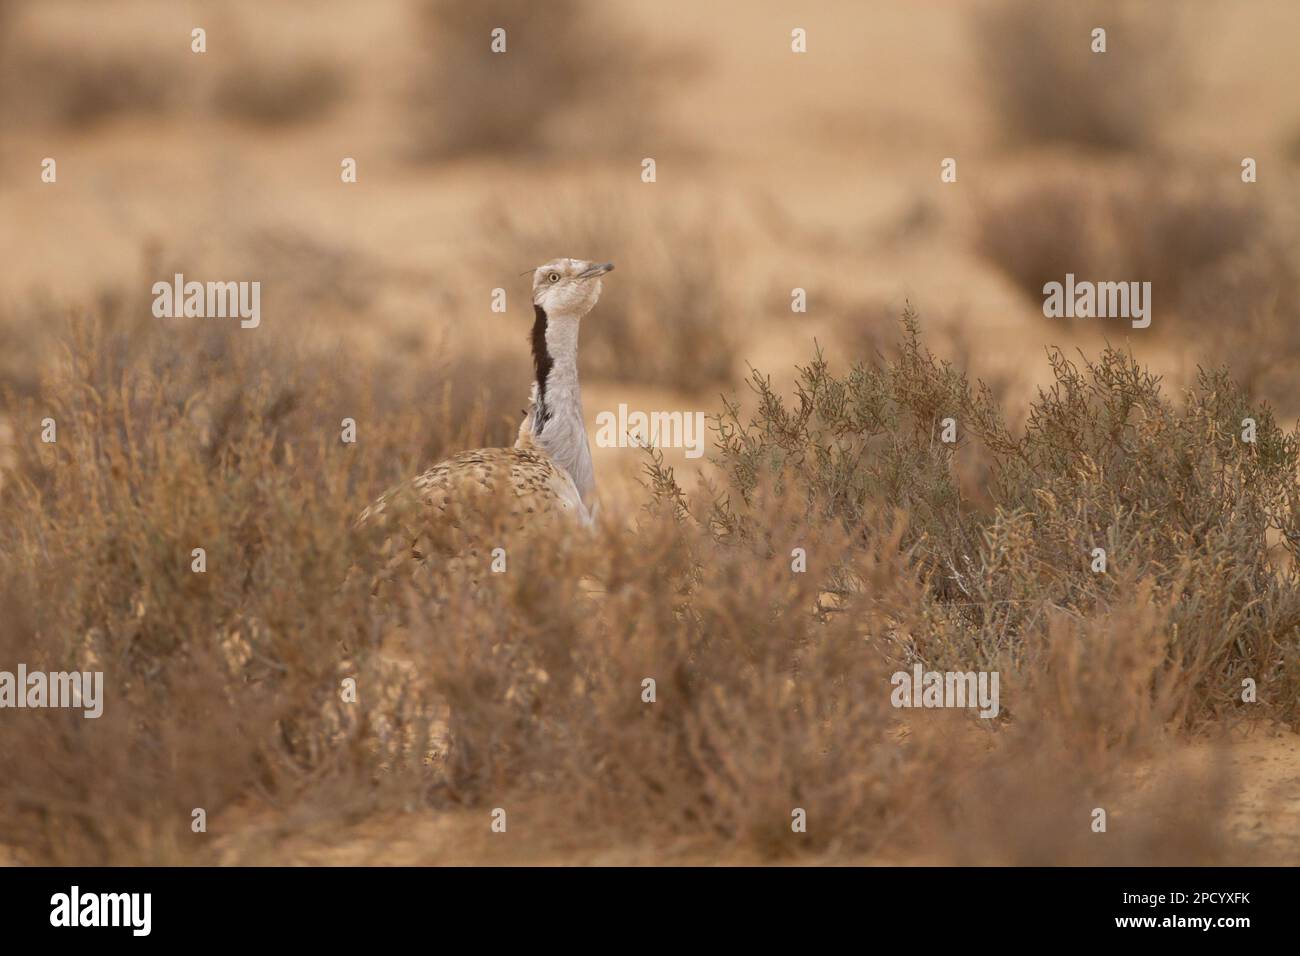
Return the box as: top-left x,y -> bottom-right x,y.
402,501 -> 911,852
827,299 -> 1020,429
406,0 -> 685,159
972,0 -> 1186,151
0,40 -> 181,126
1106,179 -> 1263,308
1,298 -> 1288,864
0,344 -> 384,863
0,0 -> 181,125
1179,240 -> 1300,410
0,280 -> 527,862
975,174 -> 1260,310
0,297 -> 57,401
973,178 -> 1107,303
972,174 -> 1300,416
0,4 -> 346,129
650,310 -> 1300,728
397,484 -> 1251,862
231,227 -> 382,320
213,58 -> 347,126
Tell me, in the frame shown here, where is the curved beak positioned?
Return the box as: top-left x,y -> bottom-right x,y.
578,262 -> 614,279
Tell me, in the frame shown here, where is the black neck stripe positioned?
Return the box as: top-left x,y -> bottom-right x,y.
530,303 -> 553,427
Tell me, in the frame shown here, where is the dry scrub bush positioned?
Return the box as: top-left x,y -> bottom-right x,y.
973,177 -> 1106,306
233,228 -> 382,321
1179,242 -> 1300,411
407,0 -> 684,160
0,295 -> 58,401
402,504 -> 929,856
0,2 -> 348,129
651,310 -> 1300,729
0,286 -> 512,864
0,38 -> 180,127
1,295 -> 1289,864
213,58 -> 346,126
974,175 -> 1260,312
974,175 -> 1300,411
404,482 -> 1251,862
483,200 -> 736,392
826,299 -> 1020,432
972,0 -> 1186,151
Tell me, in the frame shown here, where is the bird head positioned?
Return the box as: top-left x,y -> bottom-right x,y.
530,258 -> 614,318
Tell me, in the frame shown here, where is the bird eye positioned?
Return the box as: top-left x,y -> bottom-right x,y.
548,272 -> 560,283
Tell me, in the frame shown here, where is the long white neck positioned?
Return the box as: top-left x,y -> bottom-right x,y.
527,305 -> 596,509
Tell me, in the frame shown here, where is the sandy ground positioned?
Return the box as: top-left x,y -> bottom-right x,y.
199,722 -> 1299,866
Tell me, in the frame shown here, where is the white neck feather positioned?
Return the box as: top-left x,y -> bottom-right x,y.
528,309 -> 597,510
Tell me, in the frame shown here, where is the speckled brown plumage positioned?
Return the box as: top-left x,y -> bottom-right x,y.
356,439 -> 588,531
354,439 -> 588,593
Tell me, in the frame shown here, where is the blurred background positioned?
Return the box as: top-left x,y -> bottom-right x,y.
2,0 -> 1299,501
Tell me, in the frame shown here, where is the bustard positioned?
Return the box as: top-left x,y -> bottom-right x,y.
357,258 -> 613,547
